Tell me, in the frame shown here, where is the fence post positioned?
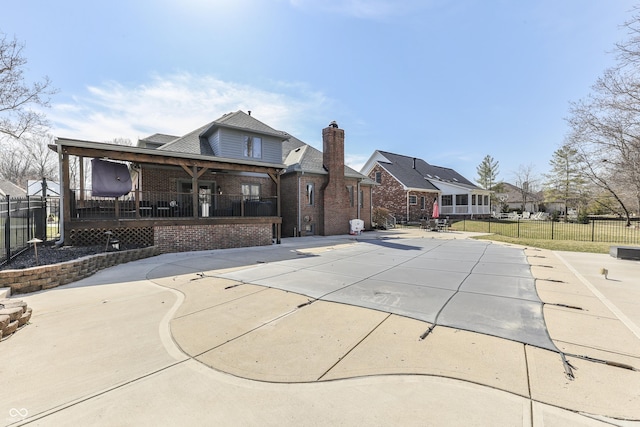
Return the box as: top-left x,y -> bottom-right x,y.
517,218 -> 520,238
591,218 -> 595,242
42,178 -> 49,240
5,195 -> 10,263
27,195 -> 32,241
551,220 -> 554,240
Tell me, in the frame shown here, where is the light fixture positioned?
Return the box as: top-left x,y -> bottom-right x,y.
217,185 -> 222,195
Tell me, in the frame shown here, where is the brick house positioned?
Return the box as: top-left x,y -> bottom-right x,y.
280,122 -> 375,237
361,151 -> 491,223
52,111 -> 286,253
52,112 -> 374,253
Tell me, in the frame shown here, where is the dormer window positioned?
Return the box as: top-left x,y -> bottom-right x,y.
243,135 -> 262,159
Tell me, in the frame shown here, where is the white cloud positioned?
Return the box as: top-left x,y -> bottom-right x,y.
48,72 -> 331,144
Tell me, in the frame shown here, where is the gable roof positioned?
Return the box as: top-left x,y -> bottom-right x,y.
281,135 -> 375,184
365,150 -> 479,192
0,180 -> 27,197
139,133 -> 179,145
156,111 -> 288,156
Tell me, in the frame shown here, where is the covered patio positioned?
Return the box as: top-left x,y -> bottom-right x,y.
52,138 -> 283,251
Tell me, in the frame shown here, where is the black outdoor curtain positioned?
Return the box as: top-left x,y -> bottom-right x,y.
91,158 -> 132,197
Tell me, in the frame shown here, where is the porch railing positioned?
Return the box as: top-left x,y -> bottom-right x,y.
70,190 -> 278,220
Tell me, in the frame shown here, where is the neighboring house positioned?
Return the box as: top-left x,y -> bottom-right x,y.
27,179 -> 61,197
51,111 -> 373,253
361,151 -> 491,222
280,122 -> 375,237
494,182 -> 544,214
0,181 -> 27,198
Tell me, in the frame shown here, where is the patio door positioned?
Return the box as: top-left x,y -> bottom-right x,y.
179,180 -> 216,217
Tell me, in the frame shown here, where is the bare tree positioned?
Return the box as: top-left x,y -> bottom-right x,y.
0,32 -> 56,140
564,10 -> 640,224
512,164 -> 539,212
0,134 -> 58,187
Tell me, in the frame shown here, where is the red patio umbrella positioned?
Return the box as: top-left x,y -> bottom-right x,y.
432,199 -> 439,219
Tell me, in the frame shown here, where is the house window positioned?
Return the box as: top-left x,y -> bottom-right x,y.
420,196 -> 425,210
456,194 -> 468,205
374,171 -> 382,184
472,195 -> 476,205
359,189 -> 364,208
243,136 -> 262,159
409,195 -> 417,205
347,185 -> 354,207
242,183 -> 260,200
484,195 -> 489,205
306,183 -> 314,205
441,195 -> 453,206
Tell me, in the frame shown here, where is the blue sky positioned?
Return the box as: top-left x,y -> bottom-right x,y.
3,0 -> 636,182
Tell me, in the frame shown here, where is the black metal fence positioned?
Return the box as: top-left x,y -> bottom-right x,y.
1,195 -> 61,266
452,217 -> 640,244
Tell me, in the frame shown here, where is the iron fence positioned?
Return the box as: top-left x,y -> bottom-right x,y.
1,195 -> 60,266
452,217 -> 640,244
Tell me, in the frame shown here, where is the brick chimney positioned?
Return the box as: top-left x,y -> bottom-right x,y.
322,121 -> 349,235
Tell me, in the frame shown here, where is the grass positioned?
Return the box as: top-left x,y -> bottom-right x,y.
469,234 -> 614,253
447,219 -> 640,253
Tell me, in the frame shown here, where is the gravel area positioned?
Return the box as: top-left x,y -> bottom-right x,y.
1,243 -> 140,271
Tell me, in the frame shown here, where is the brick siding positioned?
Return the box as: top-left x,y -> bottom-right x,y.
154,223 -> 272,253
369,165 -> 436,222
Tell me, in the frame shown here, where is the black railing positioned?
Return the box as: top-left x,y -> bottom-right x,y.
452,216 -> 640,244
1,195 -> 60,266
70,190 -> 278,220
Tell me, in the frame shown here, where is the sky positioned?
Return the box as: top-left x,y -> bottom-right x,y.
2,0 -> 637,183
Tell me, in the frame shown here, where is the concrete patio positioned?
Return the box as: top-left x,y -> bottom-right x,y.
1,228 -> 639,426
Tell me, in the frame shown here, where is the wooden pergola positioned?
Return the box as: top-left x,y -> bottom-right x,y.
51,138 -> 283,245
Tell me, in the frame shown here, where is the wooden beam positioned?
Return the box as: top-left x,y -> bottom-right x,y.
180,164 -> 194,177
61,145 -> 281,175
191,166 -> 199,219
62,152 -> 71,243
196,167 -> 209,179
79,156 -> 85,200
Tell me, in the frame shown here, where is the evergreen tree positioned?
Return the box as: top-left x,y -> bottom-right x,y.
544,144 -> 586,220
475,155 -> 500,190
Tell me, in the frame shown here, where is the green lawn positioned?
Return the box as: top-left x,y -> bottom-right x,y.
447,219 -> 640,254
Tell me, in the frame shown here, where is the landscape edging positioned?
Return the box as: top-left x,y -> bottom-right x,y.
0,246 -> 161,294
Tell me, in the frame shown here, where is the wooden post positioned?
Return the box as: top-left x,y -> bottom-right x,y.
62,151 -> 72,244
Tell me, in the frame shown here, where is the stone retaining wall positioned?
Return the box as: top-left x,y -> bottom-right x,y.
0,246 -> 160,295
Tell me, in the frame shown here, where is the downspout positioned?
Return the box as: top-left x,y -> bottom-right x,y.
406,190 -> 410,223
297,171 -> 303,237
357,179 -> 361,219
55,142 -> 64,246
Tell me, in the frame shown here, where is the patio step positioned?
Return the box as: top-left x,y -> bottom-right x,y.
0,299 -> 33,341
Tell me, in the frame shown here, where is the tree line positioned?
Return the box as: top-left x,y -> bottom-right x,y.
476,10 -> 640,225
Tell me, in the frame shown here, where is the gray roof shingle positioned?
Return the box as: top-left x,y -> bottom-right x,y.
376,151 -> 477,191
